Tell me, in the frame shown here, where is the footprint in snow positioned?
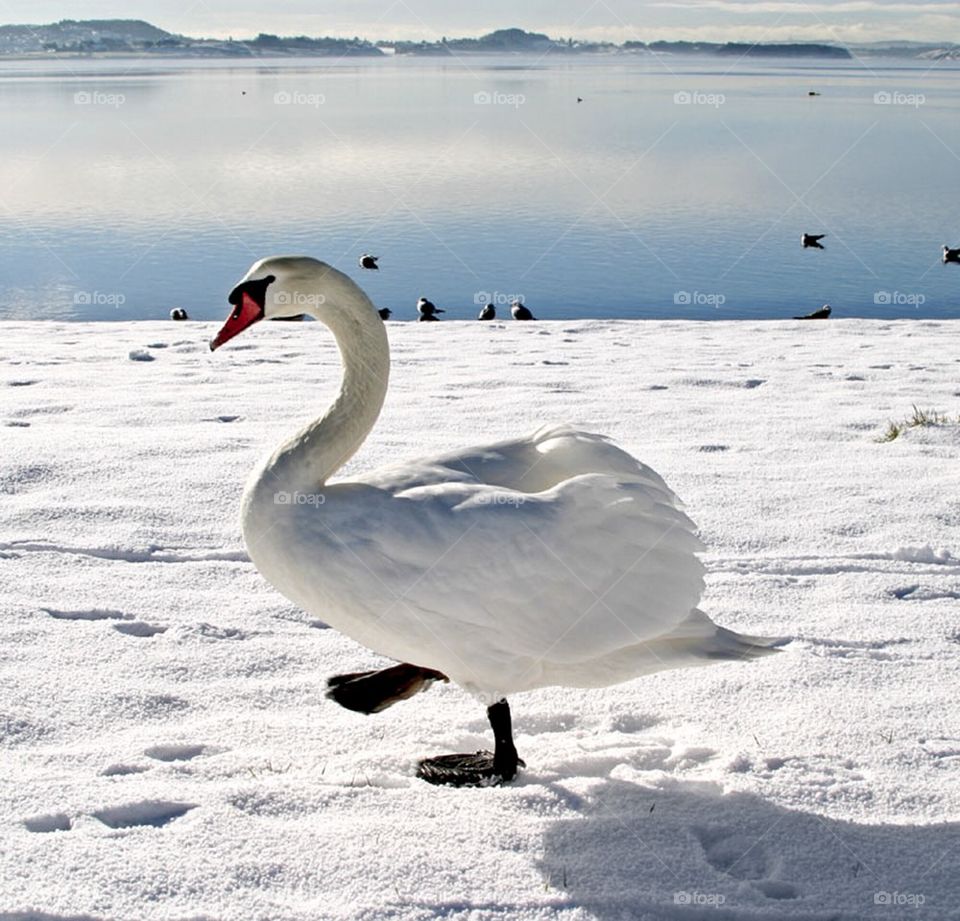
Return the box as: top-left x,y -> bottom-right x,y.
45,608 -> 132,622
92,800 -> 196,828
144,743 -> 207,762
113,621 -> 167,638
4,421 -> 30,427
7,379 -> 38,387
101,763 -> 150,777
23,812 -> 72,833
695,827 -> 799,900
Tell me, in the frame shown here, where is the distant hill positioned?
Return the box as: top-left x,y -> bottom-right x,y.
0,19 -> 951,60
0,19 -> 178,53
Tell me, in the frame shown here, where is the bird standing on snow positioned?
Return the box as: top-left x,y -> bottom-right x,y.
378,308 -> 392,320
511,301 -> 536,321
943,245 -> 960,264
417,297 -> 444,321
170,308 -> 189,321
359,254 -> 379,270
478,303 -> 496,321
209,256 -> 784,788
801,233 -> 826,249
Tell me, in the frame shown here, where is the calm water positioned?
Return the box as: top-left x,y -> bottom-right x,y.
1,54 -> 958,321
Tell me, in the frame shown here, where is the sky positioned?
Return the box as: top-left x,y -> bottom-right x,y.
0,0 -> 957,44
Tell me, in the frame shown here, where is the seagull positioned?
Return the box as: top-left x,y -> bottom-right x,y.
793,305 -> 832,320
378,308 -> 392,320
359,254 -> 379,270
417,297 -> 444,321
478,303 -> 496,321
943,245 -> 960,264
511,301 -> 536,321
169,308 -> 189,321
801,233 -> 826,249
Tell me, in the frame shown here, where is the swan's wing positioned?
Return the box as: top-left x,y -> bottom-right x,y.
357,425 -> 677,497
289,452 -> 705,695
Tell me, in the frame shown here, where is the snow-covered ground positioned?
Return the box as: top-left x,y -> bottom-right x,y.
2,318 -> 959,921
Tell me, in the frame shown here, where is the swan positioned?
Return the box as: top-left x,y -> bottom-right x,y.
210,256 -> 782,787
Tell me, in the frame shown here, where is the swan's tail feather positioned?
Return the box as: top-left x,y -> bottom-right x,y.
703,625 -> 790,661
326,663 -> 448,714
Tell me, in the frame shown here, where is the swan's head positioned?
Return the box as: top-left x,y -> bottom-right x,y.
211,255 -> 376,351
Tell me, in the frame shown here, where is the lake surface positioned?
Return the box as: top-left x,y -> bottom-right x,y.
0,53 -> 958,321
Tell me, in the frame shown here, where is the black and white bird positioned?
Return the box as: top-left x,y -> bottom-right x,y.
511,301 -> 536,321
417,297 -> 444,321
378,308 -> 392,320
801,233 -> 826,249
170,308 -> 189,321
793,304 -> 831,320
478,303 -> 496,321
359,254 -> 379,270
942,245 -> 960,264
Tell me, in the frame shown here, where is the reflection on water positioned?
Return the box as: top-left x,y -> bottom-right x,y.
0,55 -> 958,320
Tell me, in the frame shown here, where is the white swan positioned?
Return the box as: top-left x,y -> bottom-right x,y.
211,256 -> 781,786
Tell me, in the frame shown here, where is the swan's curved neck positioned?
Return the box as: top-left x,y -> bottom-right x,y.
256,297 -> 390,497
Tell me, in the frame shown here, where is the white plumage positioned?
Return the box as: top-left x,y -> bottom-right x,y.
212,256 -> 780,785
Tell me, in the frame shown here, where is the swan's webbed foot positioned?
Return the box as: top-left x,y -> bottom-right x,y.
417,699 -> 523,787
416,750 -> 525,787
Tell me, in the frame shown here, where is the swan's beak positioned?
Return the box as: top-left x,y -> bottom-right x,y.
210,292 -> 264,351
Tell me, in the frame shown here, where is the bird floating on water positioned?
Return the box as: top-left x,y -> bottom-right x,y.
359,254 -> 379,270
943,245 -> 960,264
170,308 -> 189,321
511,301 -> 536,321
801,233 -> 826,249
793,304 -> 832,320
209,256 -> 783,787
478,303 -> 496,321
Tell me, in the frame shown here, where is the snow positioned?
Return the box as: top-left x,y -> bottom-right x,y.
1,318 -> 958,921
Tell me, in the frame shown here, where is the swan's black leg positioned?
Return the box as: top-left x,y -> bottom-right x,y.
326,663 -> 447,714
417,698 -> 525,787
